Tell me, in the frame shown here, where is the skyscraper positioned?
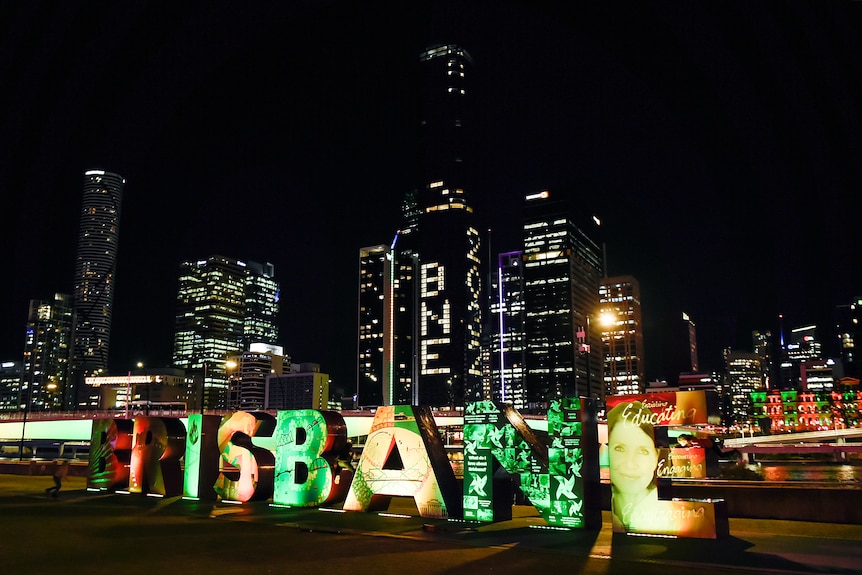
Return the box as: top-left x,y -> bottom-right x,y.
357,244 -> 389,408
414,44 -> 481,409
357,233 -> 419,408
778,324 -> 822,390
0,361 -> 23,412
836,297 -> 861,381
752,329 -> 775,388
656,311 -> 699,384
599,275 -> 645,397
71,169 -> 124,406
522,191 -> 603,408
242,260 -> 280,346
22,294 -> 75,410
172,255 -> 279,411
355,43 -> 484,409
725,351 -> 765,425
487,251 -> 528,409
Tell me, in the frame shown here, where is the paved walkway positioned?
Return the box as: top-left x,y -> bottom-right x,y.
1,474 -> 860,575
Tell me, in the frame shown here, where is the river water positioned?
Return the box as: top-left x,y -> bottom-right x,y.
746,461 -> 862,483
597,457 -> 862,484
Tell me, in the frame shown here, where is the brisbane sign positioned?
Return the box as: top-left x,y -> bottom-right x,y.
87,392 -> 728,539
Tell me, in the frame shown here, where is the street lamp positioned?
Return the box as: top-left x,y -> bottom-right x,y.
598,311 -> 616,328
124,362 -> 144,418
578,310 -> 617,404
18,375 -> 34,461
199,361 -> 208,415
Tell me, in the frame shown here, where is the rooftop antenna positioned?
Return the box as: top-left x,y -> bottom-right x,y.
778,314 -> 785,350
593,214 -> 607,277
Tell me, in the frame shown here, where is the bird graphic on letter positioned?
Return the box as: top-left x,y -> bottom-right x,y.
469,473 -> 488,497
556,473 -> 577,500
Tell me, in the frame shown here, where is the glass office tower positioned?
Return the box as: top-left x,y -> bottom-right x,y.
522,191 -> 603,409
22,294 -> 75,410
357,244 -> 390,408
599,275 -> 645,397
488,251 -> 528,409
173,255 -> 279,411
725,351 -> 766,425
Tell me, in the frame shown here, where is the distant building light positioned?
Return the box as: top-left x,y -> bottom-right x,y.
525,190 -> 550,201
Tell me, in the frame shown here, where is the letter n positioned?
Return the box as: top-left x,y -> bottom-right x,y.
462,398 -> 601,529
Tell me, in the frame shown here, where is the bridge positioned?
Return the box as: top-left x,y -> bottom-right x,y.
722,428 -> 862,461
0,410 -> 537,460
4,411 -> 862,461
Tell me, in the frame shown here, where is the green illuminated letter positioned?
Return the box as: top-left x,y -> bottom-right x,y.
183,414 -> 222,500
462,398 -> 600,529
273,409 -> 351,507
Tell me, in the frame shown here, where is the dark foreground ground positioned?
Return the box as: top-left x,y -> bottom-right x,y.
2,474 -> 861,575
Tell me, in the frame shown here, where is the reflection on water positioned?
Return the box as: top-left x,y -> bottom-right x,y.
599,459 -> 862,483
748,462 -> 862,483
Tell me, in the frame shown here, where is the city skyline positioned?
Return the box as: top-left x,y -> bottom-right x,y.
3,2 -> 861,393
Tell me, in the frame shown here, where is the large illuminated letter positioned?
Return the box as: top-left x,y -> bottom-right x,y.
462,398 -> 601,529
214,411 -> 276,502
545,397 -> 602,528
343,405 -> 461,519
88,418 -> 133,491
128,417 -> 186,497
273,409 -> 351,507
183,414 -> 222,500
606,391 -> 729,538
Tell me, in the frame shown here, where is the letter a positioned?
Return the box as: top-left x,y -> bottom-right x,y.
343,405 -> 460,519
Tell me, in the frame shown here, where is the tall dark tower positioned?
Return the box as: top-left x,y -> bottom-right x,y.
656,311 -> 699,385
354,43 -> 481,409
71,169 -> 124,407
410,44 -> 481,408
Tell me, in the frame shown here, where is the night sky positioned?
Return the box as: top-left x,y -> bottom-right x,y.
3,1 -> 861,394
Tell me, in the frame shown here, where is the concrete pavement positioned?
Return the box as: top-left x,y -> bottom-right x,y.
1,474 -> 860,575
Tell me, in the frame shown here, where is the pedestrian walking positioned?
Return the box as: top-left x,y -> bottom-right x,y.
45,460 -> 69,497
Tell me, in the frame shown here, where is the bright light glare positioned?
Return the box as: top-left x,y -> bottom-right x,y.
598,312 -> 616,327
